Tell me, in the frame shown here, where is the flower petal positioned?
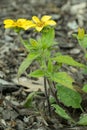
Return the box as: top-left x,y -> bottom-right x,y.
16,19 -> 26,28
35,26 -> 43,32
4,19 -> 14,24
3,19 -> 16,28
41,15 -> 52,22
23,21 -> 36,30
45,20 -> 56,26
17,19 -> 27,22
32,16 -> 40,23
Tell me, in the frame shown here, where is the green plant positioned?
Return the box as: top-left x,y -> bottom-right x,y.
3,16 -> 87,126
73,27 -> 87,95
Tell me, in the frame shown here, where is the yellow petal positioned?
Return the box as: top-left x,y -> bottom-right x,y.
45,20 -> 56,26
32,16 -> 40,23
4,25 -> 13,28
26,20 -> 35,25
4,19 -> 13,24
35,26 -> 43,32
17,19 -> 26,26
4,19 -> 14,24
41,15 -> 52,22
23,20 -> 36,30
17,19 -> 27,22
16,19 -> 29,29
3,19 -> 16,28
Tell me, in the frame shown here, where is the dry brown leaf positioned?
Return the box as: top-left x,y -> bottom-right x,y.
12,77 -> 45,92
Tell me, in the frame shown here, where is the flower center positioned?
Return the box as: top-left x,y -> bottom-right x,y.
37,21 -> 45,27
17,21 -> 23,27
12,22 -> 16,27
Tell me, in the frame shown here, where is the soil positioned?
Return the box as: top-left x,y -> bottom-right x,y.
0,0 -> 87,130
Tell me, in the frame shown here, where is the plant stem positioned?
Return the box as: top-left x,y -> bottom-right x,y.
44,77 -> 51,116
47,79 -> 59,104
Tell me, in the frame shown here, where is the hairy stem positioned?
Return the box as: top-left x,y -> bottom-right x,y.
47,79 -> 59,104
44,77 -> 51,116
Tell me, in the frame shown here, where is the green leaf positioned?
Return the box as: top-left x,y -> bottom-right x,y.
29,69 -> 44,78
53,52 -> 62,57
19,36 -> 30,51
48,59 -> 53,73
18,52 -> 39,78
77,114 -> 87,126
52,104 -> 72,121
53,55 -> 85,68
82,84 -> 87,93
49,96 -> 56,104
51,72 -> 75,90
21,40 -> 30,51
56,84 -> 82,108
41,28 -> 55,48
82,66 -> 87,75
85,53 -> 87,59
78,35 -> 87,48
24,92 -> 36,108
72,33 -> 77,38
30,38 -> 38,47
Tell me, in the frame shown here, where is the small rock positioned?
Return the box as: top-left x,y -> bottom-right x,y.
51,14 -> 61,20
0,71 -> 5,78
59,43 -> 75,49
5,35 -> 13,42
11,100 -> 20,106
70,48 -> 81,55
69,66 -> 78,73
23,116 -> 29,123
0,119 -> 6,126
70,2 -> 86,16
30,0 -> 47,5
0,78 -> 13,85
0,107 -> 3,112
16,120 -> 24,130
71,0 -> 87,4
2,109 -> 18,120
67,21 -> 78,30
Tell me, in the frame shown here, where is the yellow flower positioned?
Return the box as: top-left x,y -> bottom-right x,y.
32,15 -> 56,32
3,18 -> 35,30
16,19 -> 35,30
16,19 -> 27,28
22,20 -> 36,30
78,28 -> 85,39
4,19 -> 16,28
